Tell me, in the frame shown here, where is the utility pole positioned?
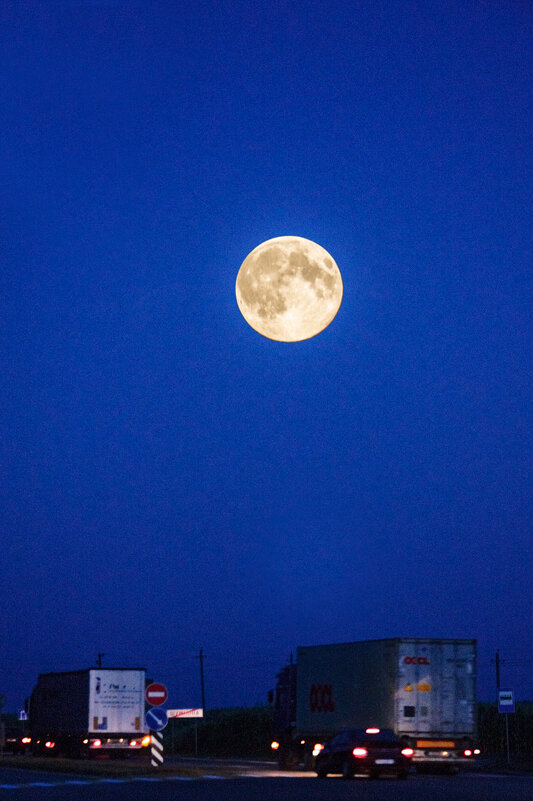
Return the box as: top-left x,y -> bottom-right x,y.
199,648 -> 206,711
194,648 -> 206,759
97,653 -> 105,668
495,651 -> 511,765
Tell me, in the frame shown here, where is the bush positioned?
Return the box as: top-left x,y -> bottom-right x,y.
164,706 -> 273,758
478,702 -> 533,757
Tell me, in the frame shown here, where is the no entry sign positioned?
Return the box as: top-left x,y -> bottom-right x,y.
145,682 -> 168,706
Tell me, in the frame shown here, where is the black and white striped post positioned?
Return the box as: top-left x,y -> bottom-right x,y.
151,730 -> 164,767
145,683 -> 168,770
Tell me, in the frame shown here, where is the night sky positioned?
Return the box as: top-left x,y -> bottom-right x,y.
2,1 -> 531,715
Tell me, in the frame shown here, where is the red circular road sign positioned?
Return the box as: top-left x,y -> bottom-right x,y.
145,682 -> 168,706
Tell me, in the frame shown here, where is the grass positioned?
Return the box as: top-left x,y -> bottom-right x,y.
0,754 -> 237,779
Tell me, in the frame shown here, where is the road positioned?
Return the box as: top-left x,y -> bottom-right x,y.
1,766 -> 532,801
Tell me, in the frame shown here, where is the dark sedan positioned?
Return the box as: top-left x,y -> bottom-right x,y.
314,727 -> 413,779
1,727 -> 31,755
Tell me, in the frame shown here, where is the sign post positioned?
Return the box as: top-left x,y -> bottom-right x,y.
498,689 -> 514,766
145,683 -> 168,768
150,730 -> 164,767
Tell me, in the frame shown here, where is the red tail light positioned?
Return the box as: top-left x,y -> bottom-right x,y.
474,748 -> 481,755
21,737 -> 31,744
45,741 -> 55,749
353,747 -> 368,758
464,749 -> 472,757
401,748 -> 414,757
92,739 -> 102,748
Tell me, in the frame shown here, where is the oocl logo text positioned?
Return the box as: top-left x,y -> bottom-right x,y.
404,656 -> 430,665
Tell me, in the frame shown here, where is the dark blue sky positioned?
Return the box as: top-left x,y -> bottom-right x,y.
1,0 -> 531,713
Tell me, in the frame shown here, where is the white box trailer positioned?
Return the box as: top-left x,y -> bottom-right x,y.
272,638 -> 479,770
30,668 -> 150,757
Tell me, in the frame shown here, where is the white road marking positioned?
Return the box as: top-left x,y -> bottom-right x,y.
64,780 -> 93,785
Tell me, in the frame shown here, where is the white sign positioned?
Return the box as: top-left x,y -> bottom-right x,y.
167,708 -> 204,719
498,689 -> 515,713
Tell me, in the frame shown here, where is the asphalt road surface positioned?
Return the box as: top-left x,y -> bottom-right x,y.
1,767 -> 532,801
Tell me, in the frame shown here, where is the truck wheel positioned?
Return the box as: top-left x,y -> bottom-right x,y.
342,760 -> 354,779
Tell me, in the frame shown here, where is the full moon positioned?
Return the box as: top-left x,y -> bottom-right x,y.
235,236 -> 343,342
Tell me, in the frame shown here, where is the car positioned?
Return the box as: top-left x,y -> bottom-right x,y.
314,727 -> 414,779
1,726 -> 32,755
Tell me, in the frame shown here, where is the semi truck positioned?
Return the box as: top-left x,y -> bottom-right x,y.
270,638 -> 480,772
29,668 -> 151,757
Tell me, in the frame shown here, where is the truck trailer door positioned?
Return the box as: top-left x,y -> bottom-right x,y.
396,640 -> 476,736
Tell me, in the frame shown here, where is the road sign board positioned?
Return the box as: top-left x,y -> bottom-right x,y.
145,683 -> 168,706
145,707 -> 168,731
498,689 -> 515,713
167,708 -> 204,719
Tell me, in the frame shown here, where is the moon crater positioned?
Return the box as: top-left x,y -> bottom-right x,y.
235,236 -> 343,342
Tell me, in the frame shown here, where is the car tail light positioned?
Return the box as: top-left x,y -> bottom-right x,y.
312,743 -> 324,757
142,735 -> 151,747
129,739 -> 138,747
474,748 -> 481,755
92,739 -> 102,748
45,741 -> 55,749
366,728 -> 380,734
353,747 -> 368,758
21,737 -> 31,744
464,749 -> 472,757
271,741 -> 280,750
401,748 -> 414,757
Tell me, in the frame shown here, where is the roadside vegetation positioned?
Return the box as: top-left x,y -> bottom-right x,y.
165,706 -> 274,758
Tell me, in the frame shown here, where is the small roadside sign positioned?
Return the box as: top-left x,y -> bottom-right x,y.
145,707 -> 168,731
498,689 -> 515,713
167,708 -> 204,719
146,683 -> 168,706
